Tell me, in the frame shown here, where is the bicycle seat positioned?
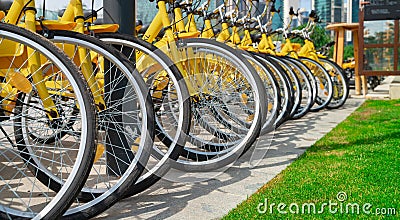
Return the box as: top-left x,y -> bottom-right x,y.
18,20 -> 77,31
0,0 -> 13,11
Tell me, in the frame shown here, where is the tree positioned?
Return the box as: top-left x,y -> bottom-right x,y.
291,24 -> 332,49
343,45 -> 354,61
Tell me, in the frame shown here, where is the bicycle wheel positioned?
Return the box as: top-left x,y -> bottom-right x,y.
281,57 -> 314,119
38,31 -> 155,218
299,57 -> 333,112
319,58 -> 349,109
202,51 -> 279,138
96,33 -> 191,196
243,53 -> 281,134
283,56 -> 317,106
0,23 -> 96,219
258,54 -> 294,128
267,55 -> 301,119
161,38 -> 267,171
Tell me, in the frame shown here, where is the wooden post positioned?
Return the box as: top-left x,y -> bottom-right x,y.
362,74 -> 368,96
336,27 -> 345,67
326,23 -> 361,94
333,30 -> 338,62
353,28 -> 361,95
358,8 -> 365,96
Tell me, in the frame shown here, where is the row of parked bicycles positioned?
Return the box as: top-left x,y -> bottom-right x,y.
0,0 -> 349,219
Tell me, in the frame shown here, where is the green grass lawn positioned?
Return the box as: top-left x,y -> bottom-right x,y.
223,100 -> 400,219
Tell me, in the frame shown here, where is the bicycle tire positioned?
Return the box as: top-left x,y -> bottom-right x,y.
195,51 -> 280,139
280,57 -> 314,119
283,56 -> 317,106
243,53 -> 281,134
96,32 -> 191,196
257,54 -> 294,128
299,57 -> 333,112
267,55 -> 301,119
0,23 -> 96,219
319,58 -> 349,109
163,38 -> 267,171
39,30 -> 155,219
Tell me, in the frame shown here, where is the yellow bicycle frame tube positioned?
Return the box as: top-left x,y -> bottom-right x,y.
59,0 -> 105,110
143,0 -> 210,96
4,0 -> 59,119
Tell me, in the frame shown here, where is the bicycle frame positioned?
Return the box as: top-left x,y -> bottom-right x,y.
3,0 -> 59,119
142,0 -> 209,96
57,0 -> 106,109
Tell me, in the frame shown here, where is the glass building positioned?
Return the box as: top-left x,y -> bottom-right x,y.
314,0 -> 332,26
272,0 -> 284,30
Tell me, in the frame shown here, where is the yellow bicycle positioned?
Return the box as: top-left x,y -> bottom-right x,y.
137,0 -> 268,172
0,21 -> 97,218
2,0 -> 157,218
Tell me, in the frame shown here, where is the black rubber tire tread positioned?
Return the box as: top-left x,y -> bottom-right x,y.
319,58 -> 349,109
258,54 -> 294,128
267,56 -> 301,119
47,31 -> 155,220
0,23 -> 97,220
96,32 -> 191,197
171,38 -> 267,171
298,57 -> 333,112
246,53 -> 281,135
280,57 -> 313,120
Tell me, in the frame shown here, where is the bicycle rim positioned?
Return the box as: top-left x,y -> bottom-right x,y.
0,24 -> 96,219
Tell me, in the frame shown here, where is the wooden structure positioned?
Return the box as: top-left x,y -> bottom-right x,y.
326,23 -> 367,95
358,1 -> 400,96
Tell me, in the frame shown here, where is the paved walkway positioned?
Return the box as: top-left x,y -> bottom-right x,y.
96,97 -> 364,220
